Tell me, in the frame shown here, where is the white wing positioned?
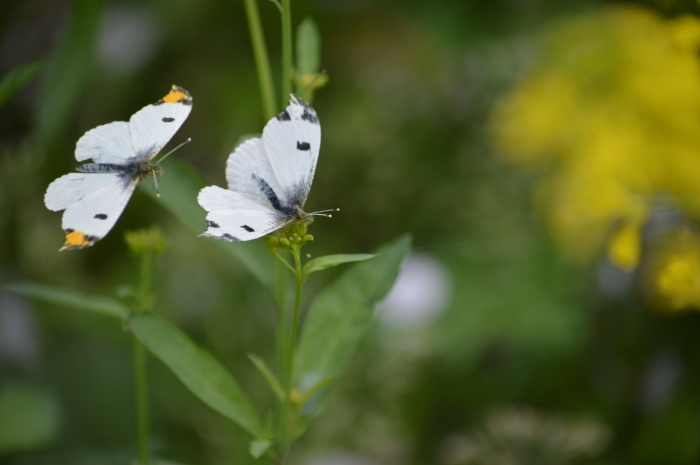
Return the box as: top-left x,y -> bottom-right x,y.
226,137 -> 287,207
75,121 -> 136,164
261,95 -> 320,207
198,186 -> 290,241
130,85 -> 193,160
74,85 -> 192,164
45,173 -> 137,250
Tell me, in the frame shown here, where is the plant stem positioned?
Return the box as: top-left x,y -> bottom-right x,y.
243,0 -> 277,120
286,246 -> 303,389
281,0 -> 293,106
133,338 -> 151,465
134,248 -> 154,464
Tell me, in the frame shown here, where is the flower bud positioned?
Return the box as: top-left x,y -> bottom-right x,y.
302,234 -> 314,244
280,237 -> 291,248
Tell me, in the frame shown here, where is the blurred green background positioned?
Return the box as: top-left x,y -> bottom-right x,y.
4,0 -> 700,464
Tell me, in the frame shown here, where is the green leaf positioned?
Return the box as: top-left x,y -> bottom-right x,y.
142,158 -> 275,290
248,354 -> 285,401
296,18 -> 321,76
302,254 -> 376,280
4,283 -> 129,320
128,312 -> 263,437
0,61 -> 43,108
0,382 -> 60,455
34,0 -> 102,158
294,235 -> 411,410
249,439 -> 273,459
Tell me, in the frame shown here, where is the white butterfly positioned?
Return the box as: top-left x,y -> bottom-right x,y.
198,95 -> 327,242
45,85 -> 193,250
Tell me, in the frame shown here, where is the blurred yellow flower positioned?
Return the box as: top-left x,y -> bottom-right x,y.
490,5 -> 700,265
652,230 -> 700,312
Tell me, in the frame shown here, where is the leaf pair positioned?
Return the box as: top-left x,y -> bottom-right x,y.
4,235 -> 410,450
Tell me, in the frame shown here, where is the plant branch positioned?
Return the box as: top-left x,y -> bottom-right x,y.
281,0 -> 293,106
243,0 -> 278,120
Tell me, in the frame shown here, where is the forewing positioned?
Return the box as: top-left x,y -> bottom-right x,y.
261,95 -> 320,206
129,85 -> 192,160
56,174 -> 138,250
198,186 -> 288,241
226,137 -> 287,208
75,121 -> 135,163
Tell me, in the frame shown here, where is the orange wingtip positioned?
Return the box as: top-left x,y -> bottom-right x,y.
157,85 -> 192,104
59,231 -> 96,251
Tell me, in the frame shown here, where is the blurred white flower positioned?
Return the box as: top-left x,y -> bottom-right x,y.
377,252 -> 451,329
97,5 -> 160,77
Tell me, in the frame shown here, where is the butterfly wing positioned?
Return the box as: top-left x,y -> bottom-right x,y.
45,173 -> 137,250
74,85 -> 192,165
75,121 -> 137,164
261,95 -> 320,207
226,137 -> 287,208
129,85 -> 193,160
198,186 -> 290,241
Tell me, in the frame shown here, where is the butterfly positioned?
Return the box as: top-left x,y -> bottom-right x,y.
198,95 -> 331,242
45,85 -> 192,251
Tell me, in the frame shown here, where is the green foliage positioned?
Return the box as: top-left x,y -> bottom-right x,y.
5,283 -> 129,320
296,18 -> 321,76
302,253 -> 376,279
128,312 -> 264,438
34,0 -> 102,157
0,382 -> 60,455
294,17 -> 327,103
0,61 -> 43,108
248,353 -> 285,401
294,236 -> 411,413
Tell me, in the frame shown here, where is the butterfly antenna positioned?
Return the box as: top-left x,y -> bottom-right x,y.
152,169 -> 161,197
308,208 -> 340,218
156,138 -> 192,164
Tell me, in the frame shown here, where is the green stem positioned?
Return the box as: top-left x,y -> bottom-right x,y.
133,338 -> 151,465
286,246 -> 303,388
134,249 -> 154,464
281,0 -> 293,106
243,0 -> 277,120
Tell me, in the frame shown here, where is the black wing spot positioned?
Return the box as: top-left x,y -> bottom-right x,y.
301,108 -> 318,124
64,228 -> 74,233
221,233 -> 240,242
241,225 -> 255,232
94,214 -> 108,220
297,141 -> 311,151
276,110 -> 291,121
162,117 -> 175,122
207,220 -> 220,228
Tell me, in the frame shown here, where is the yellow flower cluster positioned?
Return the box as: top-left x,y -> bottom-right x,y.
652,230 -> 700,311
490,5 -> 700,310
490,6 -> 700,266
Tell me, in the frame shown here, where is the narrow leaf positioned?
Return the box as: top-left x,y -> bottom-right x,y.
302,254 -> 376,279
4,283 -> 128,320
34,0 -> 102,158
128,312 -> 263,437
296,18 -> 321,76
249,439 -> 273,459
248,354 -> 285,401
0,61 -> 43,108
294,235 -> 411,410
142,158 -> 275,290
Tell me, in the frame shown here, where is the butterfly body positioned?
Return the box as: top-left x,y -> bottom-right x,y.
45,85 -> 192,250
198,95 -> 321,242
